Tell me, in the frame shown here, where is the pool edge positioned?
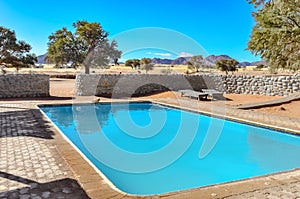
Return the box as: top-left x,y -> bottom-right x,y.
37,105 -> 133,197
151,100 -> 300,136
36,100 -> 300,198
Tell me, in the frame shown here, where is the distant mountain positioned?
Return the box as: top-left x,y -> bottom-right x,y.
205,55 -> 232,63
151,55 -> 235,66
37,53 -> 48,64
151,57 -> 191,65
36,52 -> 265,67
251,60 -> 266,66
171,57 -> 190,65
151,58 -> 173,65
238,62 -> 252,67
201,55 -> 233,67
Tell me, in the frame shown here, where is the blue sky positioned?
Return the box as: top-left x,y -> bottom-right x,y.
0,0 -> 259,62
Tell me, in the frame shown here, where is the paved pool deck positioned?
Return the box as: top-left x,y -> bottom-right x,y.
1,96 -> 300,199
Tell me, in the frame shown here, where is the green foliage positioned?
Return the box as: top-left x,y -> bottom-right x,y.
247,0 -> 267,7
186,55 -> 204,72
248,0 -> 300,71
140,58 -> 153,73
84,40 -> 120,70
0,26 -> 37,70
47,20 -> 121,74
256,64 -> 264,69
125,58 -> 153,73
140,58 -> 152,65
216,59 -> 239,74
47,28 -> 76,68
125,59 -> 141,69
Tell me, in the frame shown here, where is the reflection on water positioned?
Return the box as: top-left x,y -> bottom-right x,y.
45,105 -> 74,128
42,103 -> 163,133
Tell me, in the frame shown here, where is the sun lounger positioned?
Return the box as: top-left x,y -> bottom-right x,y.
179,90 -> 193,97
202,89 -> 224,100
179,90 -> 208,100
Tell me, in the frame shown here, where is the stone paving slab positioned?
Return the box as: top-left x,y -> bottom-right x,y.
225,181 -> 300,199
0,103 -> 90,198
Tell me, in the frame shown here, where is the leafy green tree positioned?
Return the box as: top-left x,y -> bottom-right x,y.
247,0 -> 300,71
125,60 -> 132,67
140,58 -> 153,73
216,59 -> 239,74
0,26 -> 37,70
140,58 -> 152,65
256,64 -> 264,69
47,20 -> 121,74
47,28 -> 76,68
84,40 -> 121,69
125,59 -> 141,69
186,55 -> 204,72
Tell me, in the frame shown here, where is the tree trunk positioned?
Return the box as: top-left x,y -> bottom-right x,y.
85,64 -> 90,74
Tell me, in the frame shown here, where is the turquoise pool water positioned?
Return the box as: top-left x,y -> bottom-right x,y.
40,103 -> 300,195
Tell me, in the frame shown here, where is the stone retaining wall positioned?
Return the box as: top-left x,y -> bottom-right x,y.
0,74 -> 50,98
75,74 -> 209,97
223,75 -> 300,96
75,74 -> 300,97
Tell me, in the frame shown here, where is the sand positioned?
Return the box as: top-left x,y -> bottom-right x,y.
254,100 -> 300,118
50,78 -> 76,97
50,78 -> 300,119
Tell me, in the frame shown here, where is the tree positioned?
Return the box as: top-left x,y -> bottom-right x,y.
0,26 -> 37,70
140,58 -> 153,73
256,64 -> 264,69
247,0 -> 300,71
141,63 -> 154,74
125,59 -> 140,69
140,58 -> 152,65
47,28 -> 76,68
186,55 -> 204,72
216,59 -> 239,74
47,20 -> 122,74
84,40 -> 122,69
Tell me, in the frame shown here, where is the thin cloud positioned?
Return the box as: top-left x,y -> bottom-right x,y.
146,52 -> 152,55
155,53 -> 172,57
179,52 -> 194,57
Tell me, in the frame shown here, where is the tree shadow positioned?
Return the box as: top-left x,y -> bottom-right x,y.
0,171 -> 90,198
0,108 -> 55,139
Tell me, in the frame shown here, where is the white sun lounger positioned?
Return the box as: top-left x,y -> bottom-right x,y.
202,89 -> 224,100
179,90 -> 208,101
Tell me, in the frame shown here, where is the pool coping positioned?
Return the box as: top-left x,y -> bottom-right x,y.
37,100 -> 300,198
151,100 -> 300,136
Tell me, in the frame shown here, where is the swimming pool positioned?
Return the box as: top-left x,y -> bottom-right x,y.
40,102 -> 300,195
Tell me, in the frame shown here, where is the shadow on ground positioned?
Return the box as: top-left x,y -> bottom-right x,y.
0,108 -> 55,139
0,171 -> 90,199
0,107 -> 91,198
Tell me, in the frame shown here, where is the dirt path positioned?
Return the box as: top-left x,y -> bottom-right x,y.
50,78 -> 76,97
